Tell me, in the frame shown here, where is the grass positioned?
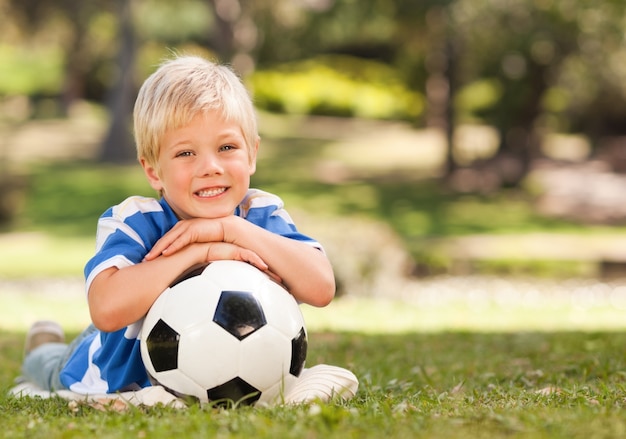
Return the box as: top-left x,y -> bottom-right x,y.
0,233 -> 93,278
3,329 -> 626,438
2,284 -> 626,438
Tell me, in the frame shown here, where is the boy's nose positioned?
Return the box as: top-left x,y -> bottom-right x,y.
199,155 -> 223,176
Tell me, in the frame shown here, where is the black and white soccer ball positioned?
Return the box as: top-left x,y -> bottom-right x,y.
140,260 -> 308,406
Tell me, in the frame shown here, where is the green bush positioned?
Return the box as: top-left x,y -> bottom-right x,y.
248,55 -> 423,121
0,45 -> 63,96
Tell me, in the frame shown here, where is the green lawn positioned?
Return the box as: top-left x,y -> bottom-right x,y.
3,328 -> 626,438
3,281 -> 626,438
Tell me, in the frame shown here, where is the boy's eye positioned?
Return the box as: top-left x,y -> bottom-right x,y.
219,144 -> 235,152
176,151 -> 193,157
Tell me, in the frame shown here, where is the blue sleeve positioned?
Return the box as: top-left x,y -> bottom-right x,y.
245,204 -> 314,243
84,196 -> 177,285
240,190 -> 322,248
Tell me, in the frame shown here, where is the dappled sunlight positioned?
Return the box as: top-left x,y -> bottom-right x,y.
529,160 -> 626,224
0,233 -> 94,277
322,127 -> 446,179
0,44 -> 64,96
1,101 -> 105,165
249,55 -> 423,120
5,274 -> 626,334
303,276 -> 626,334
452,124 -> 499,166
0,278 -> 89,332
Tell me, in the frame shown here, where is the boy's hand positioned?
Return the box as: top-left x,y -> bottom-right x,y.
145,218 -> 225,260
200,242 -> 282,284
144,218 -> 283,284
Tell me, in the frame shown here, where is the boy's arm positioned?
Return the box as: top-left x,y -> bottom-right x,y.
145,216 -> 336,308
225,217 -> 336,307
88,242 -> 268,332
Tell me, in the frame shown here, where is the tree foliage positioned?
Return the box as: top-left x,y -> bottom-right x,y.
2,0 -> 626,176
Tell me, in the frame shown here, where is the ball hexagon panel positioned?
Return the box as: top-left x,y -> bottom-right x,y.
158,277 -> 221,334
178,321 -> 242,389
207,377 -> 261,407
153,367 -> 207,400
238,326 -> 293,390
206,261 -> 266,292
145,319 -> 180,372
254,282 -> 305,339
169,264 -> 208,287
213,290 -> 267,340
290,327 -> 308,377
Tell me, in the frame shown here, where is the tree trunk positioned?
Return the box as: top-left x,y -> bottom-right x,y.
99,0 -> 136,163
207,0 -> 237,61
424,6 -> 456,177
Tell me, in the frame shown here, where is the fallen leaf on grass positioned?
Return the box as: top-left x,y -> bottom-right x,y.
535,386 -> 562,396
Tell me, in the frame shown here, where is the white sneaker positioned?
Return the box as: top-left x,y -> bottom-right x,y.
282,364 -> 359,404
24,320 -> 65,356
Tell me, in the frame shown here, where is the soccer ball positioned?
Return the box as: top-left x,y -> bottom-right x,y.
140,260 -> 308,406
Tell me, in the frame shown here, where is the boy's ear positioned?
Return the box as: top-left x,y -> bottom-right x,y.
140,157 -> 164,192
248,136 -> 260,175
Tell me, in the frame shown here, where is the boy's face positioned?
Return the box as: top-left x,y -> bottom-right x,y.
141,110 -> 258,220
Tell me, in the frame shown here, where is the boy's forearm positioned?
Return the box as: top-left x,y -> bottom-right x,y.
223,216 -> 336,307
89,216 -> 336,332
88,245 -> 206,332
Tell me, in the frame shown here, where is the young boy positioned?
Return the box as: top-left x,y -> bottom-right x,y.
20,55 -> 358,404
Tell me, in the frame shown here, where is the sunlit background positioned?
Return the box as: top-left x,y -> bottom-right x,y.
2,0 -> 626,333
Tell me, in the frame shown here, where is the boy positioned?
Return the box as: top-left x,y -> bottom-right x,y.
20,55 -> 358,404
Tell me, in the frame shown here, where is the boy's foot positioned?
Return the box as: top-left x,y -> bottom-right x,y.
24,320 -> 65,356
282,364 -> 359,404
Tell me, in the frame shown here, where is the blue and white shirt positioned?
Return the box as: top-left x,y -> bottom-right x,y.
59,189 -> 321,394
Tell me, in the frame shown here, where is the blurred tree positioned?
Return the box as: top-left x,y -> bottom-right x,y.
100,0 -> 218,163
207,0 -> 237,61
248,0 -> 626,187
251,0 -> 456,167
448,0 -> 585,187
448,0 -> 626,187
557,1 -> 626,139
4,0 -> 626,180
207,0 -> 259,74
6,0 -> 114,113
393,1 -> 458,174
99,0 -> 136,163
251,0 -> 391,65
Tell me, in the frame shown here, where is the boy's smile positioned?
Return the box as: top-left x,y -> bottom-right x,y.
196,187 -> 227,198
141,110 -> 258,220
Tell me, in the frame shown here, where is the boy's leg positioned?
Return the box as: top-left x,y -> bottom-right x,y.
22,342 -> 68,391
21,321 -> 98,391
23,320 -> 65,355
21,320 -> 67,391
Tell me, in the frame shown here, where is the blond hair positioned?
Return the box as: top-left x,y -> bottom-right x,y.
134,55 -> 258,168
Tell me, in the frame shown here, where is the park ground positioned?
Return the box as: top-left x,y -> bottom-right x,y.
5,108 -> 626,439
3,107 -> 626,334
